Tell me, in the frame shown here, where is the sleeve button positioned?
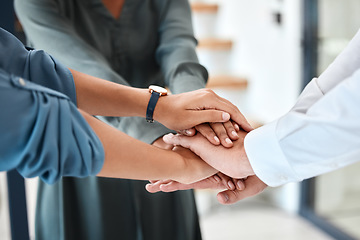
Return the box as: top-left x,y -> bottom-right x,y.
19,78 -> 26,86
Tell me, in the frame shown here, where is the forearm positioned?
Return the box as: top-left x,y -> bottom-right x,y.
72,69 -> 150,117
81,110 -> 215,183
71,68 -> 252,132
245,68 -> 360,187
116,116 -> 175,144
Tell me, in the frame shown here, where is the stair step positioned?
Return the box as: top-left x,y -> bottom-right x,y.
191,2 -> 219,13
198,38 -> 233,50
207,75 -> 248,89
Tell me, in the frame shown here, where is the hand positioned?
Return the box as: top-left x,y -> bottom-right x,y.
146,172 -> 245,193
169,146 -> 218,184
163,131 -> 254,179
155,89 -> 253,132
146,175 -> 266,205
217,176 -> 267,204
178,121 -> 240,148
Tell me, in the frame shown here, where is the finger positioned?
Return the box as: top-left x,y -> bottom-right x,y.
195,124 -> 221,145
207,95 -> 253,132
210,122 -> 233,148
146,182 -> 162,193
216,173 -> 236,191
216,176 -> 267,204
235,179 -> 245,190
224,121 -> 239,140
189,110 -> 230,126
145,180 -> 172,193
160,181 -> 189,192
177,128 -> 196,136
233,121 -> 240,132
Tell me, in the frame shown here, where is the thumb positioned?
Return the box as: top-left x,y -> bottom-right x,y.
163,133 -> 212,161
163,134 -> 192,149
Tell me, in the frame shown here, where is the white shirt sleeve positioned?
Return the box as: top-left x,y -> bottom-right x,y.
244,28 -> 360,187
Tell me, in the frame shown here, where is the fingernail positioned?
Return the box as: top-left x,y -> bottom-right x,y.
225,138 -> 232,144
227,180 -> 235,190
213,175 -> 221,182
222,112 -> 230,121
237,180 -> 244,190
222,193 -> 229,202
234,124 -> 240,131
214,136 -> 220,143
231,130 -> 238,137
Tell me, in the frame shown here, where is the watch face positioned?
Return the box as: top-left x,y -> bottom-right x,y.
149,85 -> 168,95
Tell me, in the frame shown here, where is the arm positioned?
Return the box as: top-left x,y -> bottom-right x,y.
246,67 -> 360,187
72,69 -> 250,131
0,70 -> 217,185
81,110 -> 217,184
0,26 -> 249,135
0,71 -> 104,184
156,0 -> 207,94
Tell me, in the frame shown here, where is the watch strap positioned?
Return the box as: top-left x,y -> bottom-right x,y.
146,91 -> 160,123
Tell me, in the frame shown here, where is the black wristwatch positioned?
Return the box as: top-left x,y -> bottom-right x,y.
146,85 -> 168,123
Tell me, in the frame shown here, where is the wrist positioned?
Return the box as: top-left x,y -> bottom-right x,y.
152,95 -> 168,123
239,144 -> 255,176
146,85 -> 167,123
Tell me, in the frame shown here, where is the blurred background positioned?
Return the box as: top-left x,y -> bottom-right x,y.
1,0 -> 360,239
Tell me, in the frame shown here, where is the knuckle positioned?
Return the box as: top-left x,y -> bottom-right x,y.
218,131 -> 228,139
203,88 -> 215,96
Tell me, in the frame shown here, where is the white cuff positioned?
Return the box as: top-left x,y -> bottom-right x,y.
244,121 -> 302,187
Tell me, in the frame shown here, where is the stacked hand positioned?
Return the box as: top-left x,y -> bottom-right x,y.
148,105 -> 267,204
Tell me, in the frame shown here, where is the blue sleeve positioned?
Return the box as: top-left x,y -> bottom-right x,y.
0,28 -> 104,183
0,70 -> 104,184
0,27 -> 77,104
